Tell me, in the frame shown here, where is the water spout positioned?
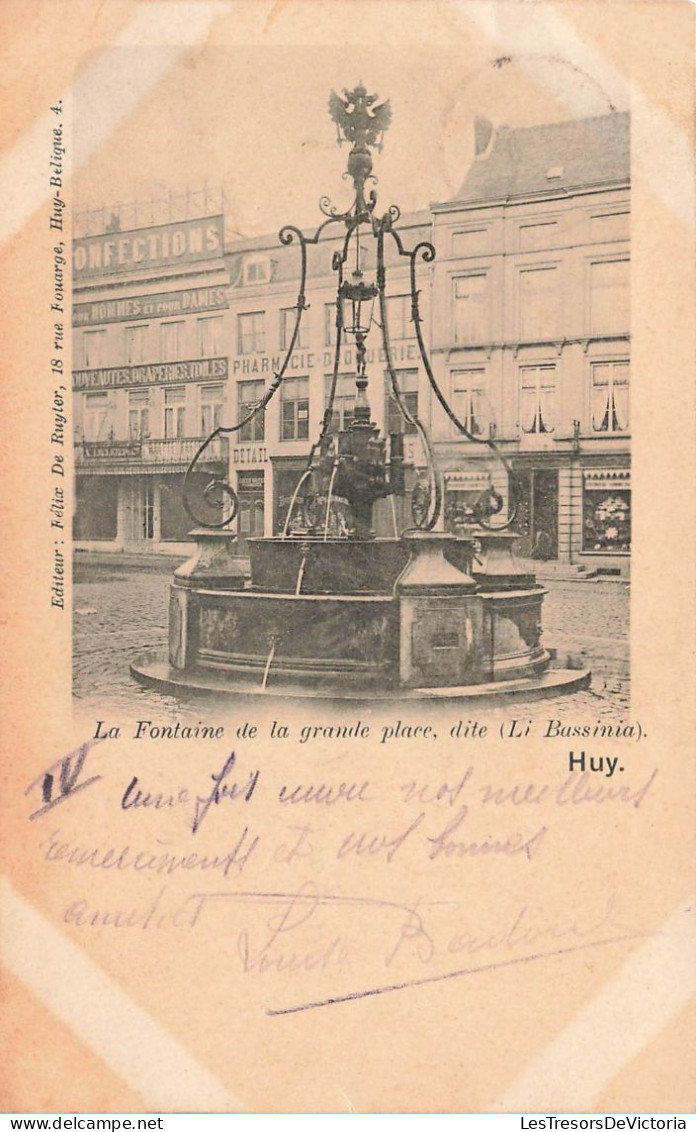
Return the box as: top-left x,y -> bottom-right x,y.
261,638 -> 277,690
323,461 -> 339,542
295,554 -> 307,595
389,490 -> 398,538
282,467 -> 314,538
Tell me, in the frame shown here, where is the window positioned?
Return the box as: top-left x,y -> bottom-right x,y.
325,302 -> 337,347
519,267 -> 559,339
325,374 -> 356,432
591,361 -> 629,433
280,307 -> 306,350
385,295 -> 413,340
238,311 -> 265,355
237,380 -> 265,442
280,377 -> 310,440
125,324 -> 149,365
197,316 -> 223,357
453,274 -> 488,344
83,392 -> 111,440
520,364 -> 556,434
82,329 -> 107,368
164,386 -> 186,439
161,320 -> 184,359
590,259 -> 630,334
386,369 -> 418,435
243,257 -> 271,285
451,369 -> 488,436
200,384 -> 224,434
583,484 -> 631,551
128,389 -> 149,440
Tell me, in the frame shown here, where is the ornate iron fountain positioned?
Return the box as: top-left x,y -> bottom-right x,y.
132,85 -> 590,700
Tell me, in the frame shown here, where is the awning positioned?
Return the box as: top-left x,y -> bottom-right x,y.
583,468 -> 631,491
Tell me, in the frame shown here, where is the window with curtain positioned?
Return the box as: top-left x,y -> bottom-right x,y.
591,361 -> 629,433
519,364 -> 557,434
128,389 -> 149,439
451,368 -> 488,436
200,383 -> 224,435
164,386 -> 186,438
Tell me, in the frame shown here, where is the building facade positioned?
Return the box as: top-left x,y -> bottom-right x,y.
429,112 -> 630,572
73,213 -> 231,554
73,111 -> 631,574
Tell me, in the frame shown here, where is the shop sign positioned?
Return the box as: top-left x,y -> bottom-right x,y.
231,341 -> 418,376
73,285 -> 228,326
73,215 -> 224,277
236,471 -> 265,492
324,342 -> 418,368
82,441 -> 142,460
73,357 -> 228,391
233,445 -> 268,466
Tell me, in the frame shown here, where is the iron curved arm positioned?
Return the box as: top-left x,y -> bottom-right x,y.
182,225 -> 310,528
376,221 -> 441,532
391,229 -> 519,531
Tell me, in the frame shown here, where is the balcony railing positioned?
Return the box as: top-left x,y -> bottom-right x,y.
75,435 -> 229,470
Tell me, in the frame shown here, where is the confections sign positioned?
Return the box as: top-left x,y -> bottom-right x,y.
73,215 -> 224,277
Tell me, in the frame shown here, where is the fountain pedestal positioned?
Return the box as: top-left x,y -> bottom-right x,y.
132,524 -> 581,699
396,533 -> 484,688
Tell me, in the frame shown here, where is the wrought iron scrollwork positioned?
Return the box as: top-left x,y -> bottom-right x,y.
393,231 -> 519,530
182,225 -> 310,529
184,81 -> 519,538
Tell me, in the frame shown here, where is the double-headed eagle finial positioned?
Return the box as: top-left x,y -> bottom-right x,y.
328,83 -> 392,152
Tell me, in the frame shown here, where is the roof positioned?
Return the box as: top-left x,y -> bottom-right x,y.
448,111 -> 630,204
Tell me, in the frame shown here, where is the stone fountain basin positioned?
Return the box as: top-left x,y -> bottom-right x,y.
247,536 -> 410,594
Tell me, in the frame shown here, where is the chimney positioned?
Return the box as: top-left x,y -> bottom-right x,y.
474,115 -> 494,156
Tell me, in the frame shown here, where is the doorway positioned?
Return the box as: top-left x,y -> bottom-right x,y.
236,470 -> 265,553
513,468 -> 559,559
127,480 -> 155,542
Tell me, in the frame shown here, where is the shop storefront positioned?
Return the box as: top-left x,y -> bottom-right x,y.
582,468 -> 631,557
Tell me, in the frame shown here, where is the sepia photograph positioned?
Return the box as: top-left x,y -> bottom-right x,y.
70,40 -> 631,721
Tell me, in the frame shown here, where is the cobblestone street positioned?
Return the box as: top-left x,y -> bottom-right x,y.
73,555 -> 629,724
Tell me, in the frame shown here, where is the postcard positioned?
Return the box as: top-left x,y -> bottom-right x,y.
1,0 -> 694,1116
